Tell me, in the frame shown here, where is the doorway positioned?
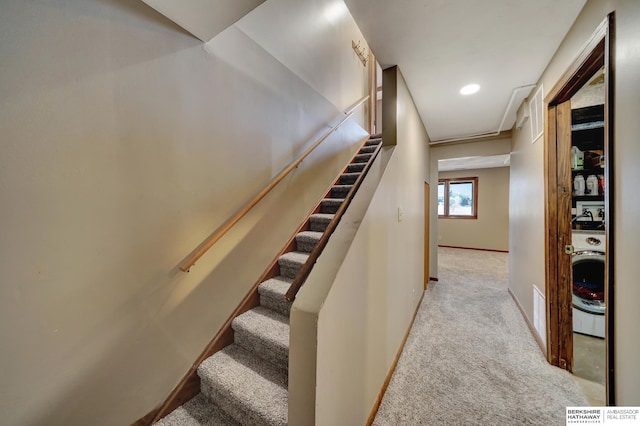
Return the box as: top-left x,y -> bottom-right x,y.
544,14 -> 614,405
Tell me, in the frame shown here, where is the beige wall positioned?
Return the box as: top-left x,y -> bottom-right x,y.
438,167 -> 509,251
0,0 -> 371,424
290,66 -> 431,425
509,0 -> 640,404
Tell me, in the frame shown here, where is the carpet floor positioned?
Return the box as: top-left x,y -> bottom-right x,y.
373,247 -> 587,426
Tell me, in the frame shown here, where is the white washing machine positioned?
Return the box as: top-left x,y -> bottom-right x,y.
572,230 -> 605,338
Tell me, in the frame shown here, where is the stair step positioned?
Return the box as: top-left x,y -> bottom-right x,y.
346,163 -> 366,173
198,345 -> 288,426
365,137 -> 382,146
339,173 -> 360,185
232,307 -> 290,370
359,145 -> 377,154
353,153 -> 373,163
295,230 -> 323,253
155,393 -> 240,426
278,251 -> 309,279
331,184 -> 353,198
320,198 -> 344,214
309,213 -> 334,232
258,277 -> 293,317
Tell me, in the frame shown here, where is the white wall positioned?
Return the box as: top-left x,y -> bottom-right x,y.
141,0 -> 265,42
289,66 -> 431,425
236,0 -> 369,112
0,0 -> 371,424
438,167 -> 510,251
509,0 -> 640,404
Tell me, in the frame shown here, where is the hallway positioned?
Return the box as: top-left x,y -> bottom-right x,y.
373,247 -> 586,425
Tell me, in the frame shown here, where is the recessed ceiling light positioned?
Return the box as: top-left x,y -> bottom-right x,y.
460,84 -> 480,95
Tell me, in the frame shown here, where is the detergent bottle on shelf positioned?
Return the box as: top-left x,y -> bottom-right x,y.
574,174 -> 585,196
571,146 -> 584,170
586,174 -> 599,196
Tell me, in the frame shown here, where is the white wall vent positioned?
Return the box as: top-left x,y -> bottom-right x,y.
529,84 -> 544,143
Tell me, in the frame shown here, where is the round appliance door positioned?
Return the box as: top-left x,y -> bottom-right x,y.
572,250 -> 606,315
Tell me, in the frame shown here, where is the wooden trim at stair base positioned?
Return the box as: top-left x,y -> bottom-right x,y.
437,245 -> 508,253
148,227 -> 306,423
508,288 -> 546,356
148,312 -> 239,423
366,291 -> 425,426
130,408 -> 159,426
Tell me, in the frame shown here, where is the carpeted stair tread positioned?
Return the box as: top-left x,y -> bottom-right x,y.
353,153 -> 373,163
232,306 -> 290,370
258,277 -> 293,317
320,198 -> 345,214
331,184 -> 353,197
309,213 -> 334,232
339,173 -> 360,184
365,139 -> 381,146
198,345 -> 287,426
346,163 -> 366,173
295,230 -> 324,253
278,251 -> 309,279
155,393 -> 240,426
359,145 -> 377,154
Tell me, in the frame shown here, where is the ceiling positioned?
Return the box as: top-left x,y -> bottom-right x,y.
344,0 -> 587,143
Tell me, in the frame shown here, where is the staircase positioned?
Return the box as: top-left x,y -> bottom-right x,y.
155,136 -> 382,426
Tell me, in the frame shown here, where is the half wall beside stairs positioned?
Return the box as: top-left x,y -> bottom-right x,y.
290,65 -> 432,425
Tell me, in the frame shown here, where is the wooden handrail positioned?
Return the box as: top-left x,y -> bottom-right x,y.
285,138 -> 383,301
179,95 -> 370,272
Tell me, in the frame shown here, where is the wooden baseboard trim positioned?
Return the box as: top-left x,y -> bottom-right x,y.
148,301 -> 251,423
508,288 -> 546,355
366,291 -> 425,425
130,408 -> 159,426
438,245 -> 508,253
147,232 -> 305,423
429,276 -> 438,282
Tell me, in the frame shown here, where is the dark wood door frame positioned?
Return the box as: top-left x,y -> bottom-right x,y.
544,13 -> 615,405
546,100 -> 574,371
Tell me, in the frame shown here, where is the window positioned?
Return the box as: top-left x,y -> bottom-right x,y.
438,177 -> 478,219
